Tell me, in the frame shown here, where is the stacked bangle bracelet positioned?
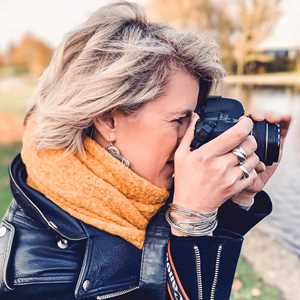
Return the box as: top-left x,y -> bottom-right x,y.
165,203 -> 218,236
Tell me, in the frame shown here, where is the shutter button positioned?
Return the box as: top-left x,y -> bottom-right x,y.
82,280 -> 91,291
0,226 -> 7,237
57,238 -> 68,249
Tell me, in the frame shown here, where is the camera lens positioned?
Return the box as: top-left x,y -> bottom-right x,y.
251,121 -> 281,166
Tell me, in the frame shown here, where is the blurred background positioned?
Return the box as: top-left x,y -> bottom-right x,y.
0,0 -> 299,299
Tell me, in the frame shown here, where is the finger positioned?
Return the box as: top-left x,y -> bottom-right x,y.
279,115 -> 292,134
265,112 -> 281,124
233,153 -> 259,180
248,112 -> 265,122
255,161 -> 266,173
199,116 -> 254,156
223,135 -> 258,167
177,112 -> 199,153
234,169 -> 258,192
281,114 -> 292,123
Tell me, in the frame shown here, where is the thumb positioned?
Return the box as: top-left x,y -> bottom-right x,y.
177,112 -> 199,153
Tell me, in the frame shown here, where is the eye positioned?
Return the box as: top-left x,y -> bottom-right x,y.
174,116 -> 186,124
174,115 -> 189,125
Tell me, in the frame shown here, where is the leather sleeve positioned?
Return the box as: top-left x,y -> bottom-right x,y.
166,190 -> 272,300
217,190 -> 272,236
166,230 -> 243,300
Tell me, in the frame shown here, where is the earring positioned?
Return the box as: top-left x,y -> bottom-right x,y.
106,143 -> 130,168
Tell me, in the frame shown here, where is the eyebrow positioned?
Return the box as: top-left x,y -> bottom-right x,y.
170,109 -> 193,117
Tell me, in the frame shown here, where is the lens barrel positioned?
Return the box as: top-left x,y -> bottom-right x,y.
251,121 -> 280,166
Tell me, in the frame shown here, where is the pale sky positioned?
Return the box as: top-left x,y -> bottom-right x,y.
0,0 -> 298,51
259,0 -> 300,50
0,0 -> 144,50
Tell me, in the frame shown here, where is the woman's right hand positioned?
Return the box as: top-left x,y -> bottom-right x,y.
173,112 -> 260,213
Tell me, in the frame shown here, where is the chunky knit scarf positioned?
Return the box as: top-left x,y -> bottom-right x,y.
21,119 -> 169,249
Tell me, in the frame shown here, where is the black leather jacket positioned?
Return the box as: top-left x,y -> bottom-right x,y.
0,154 -> 272,300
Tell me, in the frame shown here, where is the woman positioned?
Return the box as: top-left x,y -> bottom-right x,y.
0,1 -> 292,300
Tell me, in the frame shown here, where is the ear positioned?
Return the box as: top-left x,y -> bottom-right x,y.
93,110 -> 117,143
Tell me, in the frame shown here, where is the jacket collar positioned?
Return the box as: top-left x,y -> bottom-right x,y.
9,153 -> 171,299
9,154 -> 87,241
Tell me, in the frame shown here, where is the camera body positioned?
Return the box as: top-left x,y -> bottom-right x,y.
191,96 -> 281,166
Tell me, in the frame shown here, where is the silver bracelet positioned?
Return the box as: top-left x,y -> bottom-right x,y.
165,204 -> 218,236
169,203 -> 218,220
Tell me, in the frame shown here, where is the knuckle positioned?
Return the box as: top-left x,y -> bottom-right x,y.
224,174 -> 237,187
244,116 -> 254,129
197,150 -> 211,163
252,153 -> 259,165
250,170 -> 257,184
236,127 -> 249,139
253,169 -> 258,177
215,160 -> 227,174
249,177 -> 255,186
238,117 -> 253,137
249,135 -> 258,151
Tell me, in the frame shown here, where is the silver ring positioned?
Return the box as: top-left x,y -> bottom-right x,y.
232,146 -> 247,163
239,164 -> 250,179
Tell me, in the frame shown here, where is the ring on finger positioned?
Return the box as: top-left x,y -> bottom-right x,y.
232,146 -> 247,164
239,164 -> 250,179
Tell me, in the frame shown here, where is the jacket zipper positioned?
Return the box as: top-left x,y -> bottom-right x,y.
210,244 -> 223,300
193,245 -> 203,300
96,286 -> 139,299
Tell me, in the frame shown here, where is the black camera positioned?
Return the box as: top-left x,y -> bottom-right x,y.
191,96 -> 281,166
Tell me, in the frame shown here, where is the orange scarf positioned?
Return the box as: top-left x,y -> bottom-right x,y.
21,119 -> 169,249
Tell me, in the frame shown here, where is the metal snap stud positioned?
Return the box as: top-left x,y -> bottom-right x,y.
0,226 -> 7,237
57,238 -> 68,249
82,280 -> 91,291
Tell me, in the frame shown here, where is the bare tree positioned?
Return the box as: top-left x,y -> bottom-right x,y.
147,0 -> 235,70
232,0 -> 281,74
147,0 -> 281,74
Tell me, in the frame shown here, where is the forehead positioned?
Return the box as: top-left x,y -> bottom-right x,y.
146,68 -> 200,116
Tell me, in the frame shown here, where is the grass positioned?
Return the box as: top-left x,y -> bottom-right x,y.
0,143 -> 21,217
231,257 -> 281,300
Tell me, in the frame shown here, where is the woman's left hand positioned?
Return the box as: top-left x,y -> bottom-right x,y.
231,112 -> 292,205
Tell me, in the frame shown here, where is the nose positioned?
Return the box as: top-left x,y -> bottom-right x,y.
178,121 -> 190,141
176,127 -> 187,149
177,116 -> 194,149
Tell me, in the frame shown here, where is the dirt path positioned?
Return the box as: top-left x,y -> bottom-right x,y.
242,227 -> 300,300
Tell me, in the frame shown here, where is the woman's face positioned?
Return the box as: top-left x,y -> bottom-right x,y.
95,68 -> 199,190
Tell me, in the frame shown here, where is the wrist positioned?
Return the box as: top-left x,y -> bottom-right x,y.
165,204 -> 218,237
171,227 -> 189,236
172,197 -> 217,214
232,192 -> 257,206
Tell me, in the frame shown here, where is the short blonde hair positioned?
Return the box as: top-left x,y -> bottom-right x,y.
26,0 -> 225,155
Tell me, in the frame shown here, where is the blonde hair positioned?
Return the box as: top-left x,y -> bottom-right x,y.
26,0 -> 225,155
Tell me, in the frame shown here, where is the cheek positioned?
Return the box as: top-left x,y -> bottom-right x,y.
116,121 -> 178,183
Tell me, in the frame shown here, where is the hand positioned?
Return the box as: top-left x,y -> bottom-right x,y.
172,113 -> 260,214
232,112 -> 292,206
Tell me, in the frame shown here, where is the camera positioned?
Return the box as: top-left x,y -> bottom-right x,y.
191,96 -> 281,166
